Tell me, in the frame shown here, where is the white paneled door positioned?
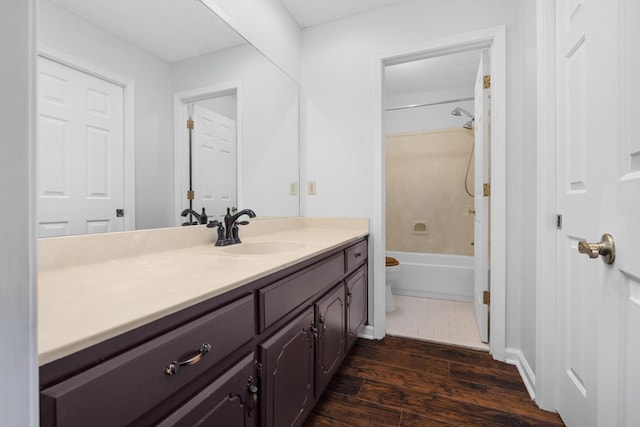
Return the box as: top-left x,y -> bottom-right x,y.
556,0 -> 640,425
192,104 -> 237,221
473,50 -> 490,343
37,56 -> 124,237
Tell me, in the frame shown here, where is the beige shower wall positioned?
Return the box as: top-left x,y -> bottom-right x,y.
386,128 -> 475,256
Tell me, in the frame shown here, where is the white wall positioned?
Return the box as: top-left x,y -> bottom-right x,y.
171,44 -> 300,217
204,0 -> 302,82
515,0 -> 539,377
0,0 -> 38,424
197,96 -> 237,121
386,87 -> 475,134
38,0 -> 174,230
300,0 -> 537,376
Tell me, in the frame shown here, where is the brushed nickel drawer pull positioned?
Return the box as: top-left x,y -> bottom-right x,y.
165,343 -> 211,376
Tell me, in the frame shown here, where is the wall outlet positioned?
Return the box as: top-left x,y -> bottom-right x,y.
307,180 -> 317,195
289,182 -> 298,196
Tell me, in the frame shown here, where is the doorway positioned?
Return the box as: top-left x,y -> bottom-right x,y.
372,26 -> 507,361
383,49 -> 489,351
173,84 -> 241,225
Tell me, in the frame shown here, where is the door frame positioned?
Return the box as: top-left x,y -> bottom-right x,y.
37,44 -> 136,232
173,82 -> 242,225
534,0 -> 559,412
371,26 -> 507,361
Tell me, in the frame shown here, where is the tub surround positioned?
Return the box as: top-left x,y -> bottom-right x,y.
386,128 -> 475,256
38,217 -> 368,366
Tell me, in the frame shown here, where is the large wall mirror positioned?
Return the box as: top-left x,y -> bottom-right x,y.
36,0 -> 300,237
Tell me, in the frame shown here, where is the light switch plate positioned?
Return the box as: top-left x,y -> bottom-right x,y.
289,182 -> 297,196
308,181 -> 317,195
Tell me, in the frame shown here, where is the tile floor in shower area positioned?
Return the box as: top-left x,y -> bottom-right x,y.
385,295 -> 489,351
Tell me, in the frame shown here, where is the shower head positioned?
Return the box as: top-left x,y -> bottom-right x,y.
450,106 -> 474,119
463,119 -> 474,130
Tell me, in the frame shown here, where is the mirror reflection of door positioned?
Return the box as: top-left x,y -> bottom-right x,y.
191,98 -> 237,223
37,56 -> 124,237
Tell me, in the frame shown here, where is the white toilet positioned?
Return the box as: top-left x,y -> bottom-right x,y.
385,256 -> 400,312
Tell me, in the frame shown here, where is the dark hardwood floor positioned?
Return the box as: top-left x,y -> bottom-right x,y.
304,336 -> 565,427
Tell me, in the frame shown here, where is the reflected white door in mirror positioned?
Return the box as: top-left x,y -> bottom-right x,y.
37,56 -> 124,237
191,102 -> 237,222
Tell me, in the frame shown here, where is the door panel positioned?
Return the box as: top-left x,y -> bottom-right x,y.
556,0 -> 640,425
556,0 -> 598,424
619,2 -> 640,424
346,266 -> 368,350
193,104 -> 237,221
316,285 -> 345,396
260,308 -> 315,427
37,56 -> 124,237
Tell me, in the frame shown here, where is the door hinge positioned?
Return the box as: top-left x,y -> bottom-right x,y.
483,75 -> 491,89
483,183 -> 491,197
483,291 -> 491,305
116,209 -> 124,217
556,214 -> 563,230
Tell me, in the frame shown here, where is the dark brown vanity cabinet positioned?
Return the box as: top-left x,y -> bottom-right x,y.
315,284 -> 346,396
260,307 -> 316,427
39,237 -> 368,427
346,266 -> 368,350
260,284 -> 347,427
40,295 -> 255,427
158,353 -> 258,427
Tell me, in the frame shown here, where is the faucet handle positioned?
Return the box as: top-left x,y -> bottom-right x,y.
206,220 -> 220,228
237,220 -> 250,226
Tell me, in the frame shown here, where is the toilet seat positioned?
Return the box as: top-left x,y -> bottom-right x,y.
385,256 -> 400,312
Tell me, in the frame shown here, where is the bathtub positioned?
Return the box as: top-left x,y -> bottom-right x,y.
386,251 -> 474,302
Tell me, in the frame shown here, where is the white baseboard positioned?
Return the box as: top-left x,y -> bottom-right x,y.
506,347 -> 536,400
359,325 -> 376,340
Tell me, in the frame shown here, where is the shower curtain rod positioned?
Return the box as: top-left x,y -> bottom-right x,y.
385,96 -> 474,112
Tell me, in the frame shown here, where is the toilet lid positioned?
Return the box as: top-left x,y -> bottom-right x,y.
385,256 -> 399,267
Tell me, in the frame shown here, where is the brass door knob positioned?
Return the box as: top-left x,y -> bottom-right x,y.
577,233 -> 615,265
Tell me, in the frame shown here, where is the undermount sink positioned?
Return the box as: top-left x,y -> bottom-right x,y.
223,241 -> 306,255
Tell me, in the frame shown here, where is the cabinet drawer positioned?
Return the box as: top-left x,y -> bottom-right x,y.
345,240 -> 367,273
40,294 -> 254,427
259,253 -> 344,331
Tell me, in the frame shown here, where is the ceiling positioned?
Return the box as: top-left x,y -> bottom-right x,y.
47,0 -> 482,98
278,0 -> 482,99
279,0 -> 408,28
385,50 -> 482,98
47,0 -> 246,63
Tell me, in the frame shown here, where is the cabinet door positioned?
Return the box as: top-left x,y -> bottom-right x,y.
346,266 -> 368,350
315,284 -> 346,396
157,353 -> 257,427
260,307 -> 315,427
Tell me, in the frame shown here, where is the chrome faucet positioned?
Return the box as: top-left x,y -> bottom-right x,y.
213,207 -> 256,246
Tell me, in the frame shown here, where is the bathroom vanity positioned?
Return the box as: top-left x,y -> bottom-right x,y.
37,218 -> 368,427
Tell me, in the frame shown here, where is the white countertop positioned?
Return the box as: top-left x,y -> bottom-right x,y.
38,217 -> 368,366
